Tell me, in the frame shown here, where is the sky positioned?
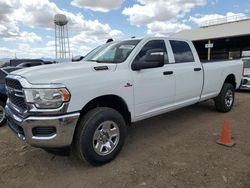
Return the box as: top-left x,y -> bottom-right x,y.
0,0 -> 249,59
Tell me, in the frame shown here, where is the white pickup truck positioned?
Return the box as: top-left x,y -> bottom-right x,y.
6,37 -> 243,165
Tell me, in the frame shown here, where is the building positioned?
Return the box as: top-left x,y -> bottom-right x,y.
174,15 -> 250,62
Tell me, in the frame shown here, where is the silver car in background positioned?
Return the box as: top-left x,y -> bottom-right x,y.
240,58 -> 250,90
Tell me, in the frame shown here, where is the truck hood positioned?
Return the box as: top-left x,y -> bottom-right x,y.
10,61 -> 117,84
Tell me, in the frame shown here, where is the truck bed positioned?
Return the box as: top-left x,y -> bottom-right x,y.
200,59 -> 243,101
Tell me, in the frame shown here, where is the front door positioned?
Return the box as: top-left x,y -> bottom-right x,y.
131,39 -> 175,120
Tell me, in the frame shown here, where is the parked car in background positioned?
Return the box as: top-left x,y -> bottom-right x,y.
0,61 -> 4,67
0,67 -> 22,126
0,61 -> 10,68
9,59 -> 55,67
5,37 -> 243,165
240,58 -> 250,90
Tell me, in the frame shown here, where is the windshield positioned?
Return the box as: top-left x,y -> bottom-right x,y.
83,45 -> 103,60
84,40 -> 141,63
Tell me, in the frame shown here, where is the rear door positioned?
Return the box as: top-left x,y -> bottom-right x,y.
131,39 -> 175,120
169,40 -> 203,105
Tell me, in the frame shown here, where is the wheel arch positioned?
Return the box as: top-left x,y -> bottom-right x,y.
79,95 -> 131,126
224,74 -> 236,89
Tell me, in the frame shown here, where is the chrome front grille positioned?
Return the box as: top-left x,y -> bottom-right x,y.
5,78 -> 23,90
5,78 -> 27,111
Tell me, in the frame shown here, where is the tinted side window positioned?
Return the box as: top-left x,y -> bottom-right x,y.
170,40 -> 194,63
134,40 -> 169,64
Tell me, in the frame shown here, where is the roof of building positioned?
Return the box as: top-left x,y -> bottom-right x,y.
173,19 -> 250,41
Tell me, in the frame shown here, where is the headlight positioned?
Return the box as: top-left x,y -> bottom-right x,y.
24,88 -> 70,109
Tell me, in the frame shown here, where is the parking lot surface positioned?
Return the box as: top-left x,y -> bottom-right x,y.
1,92 -> 250,188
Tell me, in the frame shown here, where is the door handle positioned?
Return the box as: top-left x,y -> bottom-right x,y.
194,68 -> 202,71
163,71 -> 173,75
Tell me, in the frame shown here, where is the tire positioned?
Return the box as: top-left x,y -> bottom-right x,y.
0,100 -> 6,127
74,107 -> 127,166
214,83 -> 235,112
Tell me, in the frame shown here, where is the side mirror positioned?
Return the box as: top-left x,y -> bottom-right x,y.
132,49 -> 165,71
72,55 -> 84,62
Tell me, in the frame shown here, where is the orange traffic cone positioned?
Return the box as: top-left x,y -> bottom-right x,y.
217,119 -> 236,147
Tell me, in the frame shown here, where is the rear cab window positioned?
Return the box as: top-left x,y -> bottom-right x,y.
170,40 -> 195,63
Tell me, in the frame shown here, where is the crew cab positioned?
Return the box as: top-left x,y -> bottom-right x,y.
5,37 -> 243,166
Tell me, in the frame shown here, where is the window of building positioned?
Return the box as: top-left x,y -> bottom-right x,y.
229,50 -> 241,60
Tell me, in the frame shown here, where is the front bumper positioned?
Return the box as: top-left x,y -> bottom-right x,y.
240,77 -> 250,90
6,105 -> 80,148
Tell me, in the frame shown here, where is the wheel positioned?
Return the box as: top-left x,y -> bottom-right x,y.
0,101 -> 6,126
214,83 -> 235,112
74,107 -> 127,166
